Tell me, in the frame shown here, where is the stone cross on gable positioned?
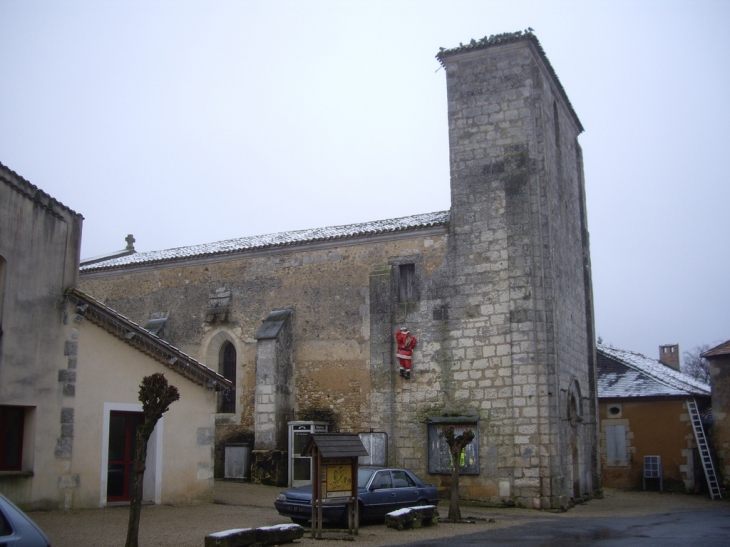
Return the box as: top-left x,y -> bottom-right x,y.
125,234 -> 136,251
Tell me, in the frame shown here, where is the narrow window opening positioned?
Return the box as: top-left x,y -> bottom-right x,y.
398,264 -> 416,302
219,342 -> 237,413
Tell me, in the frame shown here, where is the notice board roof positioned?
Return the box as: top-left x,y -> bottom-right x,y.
302,433 -> 369,458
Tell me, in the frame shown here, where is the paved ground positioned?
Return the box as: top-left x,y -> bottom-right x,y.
29,482 -> 730,547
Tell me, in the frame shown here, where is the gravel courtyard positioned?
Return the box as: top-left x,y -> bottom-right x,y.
29,482 -> 727,547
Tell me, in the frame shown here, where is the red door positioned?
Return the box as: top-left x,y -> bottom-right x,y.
107,411 -> 143,502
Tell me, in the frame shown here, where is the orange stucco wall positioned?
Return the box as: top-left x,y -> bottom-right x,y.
599,398 -> 698,490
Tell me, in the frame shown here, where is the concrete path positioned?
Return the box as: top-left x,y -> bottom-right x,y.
28,482 -> 730,547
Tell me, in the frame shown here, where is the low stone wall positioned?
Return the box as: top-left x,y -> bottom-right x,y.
384,505 -> 439,530
205,524 -> 304,547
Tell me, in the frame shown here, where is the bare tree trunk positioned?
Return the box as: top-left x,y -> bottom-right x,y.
124,430 -> 149,547
124,373 -> 180,547
444,426 -> 475,522
448,456 -> 461,521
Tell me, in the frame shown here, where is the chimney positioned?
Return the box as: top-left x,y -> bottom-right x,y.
659,344 -> 680,371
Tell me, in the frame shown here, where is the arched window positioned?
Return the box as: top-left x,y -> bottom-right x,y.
219,341 -> 236,413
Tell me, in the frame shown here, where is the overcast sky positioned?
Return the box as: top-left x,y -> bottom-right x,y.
1,0 -> 728,364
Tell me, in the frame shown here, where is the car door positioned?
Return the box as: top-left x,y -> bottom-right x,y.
364,470 -> 397,517
392,470 -> 420,509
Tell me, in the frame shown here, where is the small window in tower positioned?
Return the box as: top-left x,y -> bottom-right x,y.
398,264 -> 417,302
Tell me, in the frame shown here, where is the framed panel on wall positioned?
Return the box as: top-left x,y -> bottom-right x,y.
426,416 -> 479,475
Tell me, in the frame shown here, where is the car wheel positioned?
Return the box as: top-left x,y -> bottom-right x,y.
291,517 -> 309,526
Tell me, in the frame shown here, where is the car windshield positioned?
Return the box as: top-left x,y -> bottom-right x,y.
357,468 -> 376,488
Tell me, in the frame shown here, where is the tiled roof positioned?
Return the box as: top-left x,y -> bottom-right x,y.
597,344 -> 710,399
436,31 -> 583,134
80,210 -> 449,272
66,289 -> 232,391
702,340 -> 730,359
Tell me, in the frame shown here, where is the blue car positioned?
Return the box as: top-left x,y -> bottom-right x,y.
0,494 -> 52,547
274,466 -> 438,525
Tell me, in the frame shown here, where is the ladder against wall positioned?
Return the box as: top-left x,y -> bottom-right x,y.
687,399 -> 722,500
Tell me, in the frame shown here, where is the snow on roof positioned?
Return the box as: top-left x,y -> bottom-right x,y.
81,210 -> 449,272
597,344 -> 710,399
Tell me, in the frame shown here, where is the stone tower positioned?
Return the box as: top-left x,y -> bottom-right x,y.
431,32 -> 598,509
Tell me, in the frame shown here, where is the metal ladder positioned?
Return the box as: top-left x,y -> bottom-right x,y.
687,398 -> 722,499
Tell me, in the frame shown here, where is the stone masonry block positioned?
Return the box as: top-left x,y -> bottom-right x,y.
57,474 -> 80,489
61,408 -> 74,423
58,370 -> 76,383
64,341 -> 77,356
197,427 -> 215,445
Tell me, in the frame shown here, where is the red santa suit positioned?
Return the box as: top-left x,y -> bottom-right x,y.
395,328 -> 417,378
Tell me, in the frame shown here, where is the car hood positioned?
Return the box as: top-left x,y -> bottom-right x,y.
284,485 -> 313,501
283,485 -> 365,501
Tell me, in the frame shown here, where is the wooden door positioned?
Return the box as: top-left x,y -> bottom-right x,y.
107,411 -> 143,502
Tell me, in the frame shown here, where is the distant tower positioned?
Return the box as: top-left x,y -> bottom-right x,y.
436,32 -> 597,509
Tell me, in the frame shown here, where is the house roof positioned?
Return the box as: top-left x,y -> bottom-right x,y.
597,344 -> 710,399
701,340 -> 730,359
436,31 -> 583,134
66,288 -> 233,392
80,210 -> 449,273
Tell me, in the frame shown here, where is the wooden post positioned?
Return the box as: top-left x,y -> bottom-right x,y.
316,451 -> 323,539
351,457 -> 359,535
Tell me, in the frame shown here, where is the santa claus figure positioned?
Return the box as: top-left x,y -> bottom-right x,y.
395,327 -> 417,379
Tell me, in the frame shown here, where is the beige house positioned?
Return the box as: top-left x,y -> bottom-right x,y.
65,289 -> 232,508
0,162 -> 231,510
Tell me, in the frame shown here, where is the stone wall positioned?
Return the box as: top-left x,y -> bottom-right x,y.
0,163 -> 83,509
80,232 -> 450,455
709,355 -> 730,487
415,35 -> 596,508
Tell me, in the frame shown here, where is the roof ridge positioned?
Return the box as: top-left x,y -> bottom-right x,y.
80,210 -> 450,272
67,288 -> 231,390
597,344 -> 709,395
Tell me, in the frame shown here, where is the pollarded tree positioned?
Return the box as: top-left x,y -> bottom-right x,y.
443,426 -> 475,521
125,373 -> 180,547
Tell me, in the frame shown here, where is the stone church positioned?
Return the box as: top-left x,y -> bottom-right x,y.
79,31 -> 599,509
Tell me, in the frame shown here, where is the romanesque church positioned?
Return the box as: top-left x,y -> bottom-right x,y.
79,31 -> 599,509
